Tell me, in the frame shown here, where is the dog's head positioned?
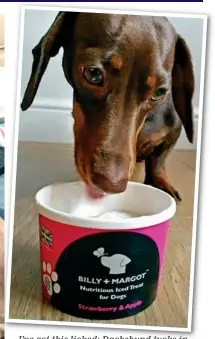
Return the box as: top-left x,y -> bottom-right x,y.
21,12 -> 194,194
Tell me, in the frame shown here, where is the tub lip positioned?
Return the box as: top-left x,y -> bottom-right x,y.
35,181 -> 176,230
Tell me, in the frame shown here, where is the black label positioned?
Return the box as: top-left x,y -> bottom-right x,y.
51,232 -> 159,320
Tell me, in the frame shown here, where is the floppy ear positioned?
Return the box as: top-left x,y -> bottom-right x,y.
172,35 -> 195,143
120,256 -> 131,267
21,11 -> 67,111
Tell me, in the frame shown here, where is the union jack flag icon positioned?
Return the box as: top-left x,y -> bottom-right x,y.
40,225 -> 52,248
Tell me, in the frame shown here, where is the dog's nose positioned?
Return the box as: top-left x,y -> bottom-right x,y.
93,174 -> 128,194
92,155 -> 131,194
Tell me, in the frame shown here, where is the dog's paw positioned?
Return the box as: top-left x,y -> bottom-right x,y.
42,261 -> 61,296
144,175 -> 182,203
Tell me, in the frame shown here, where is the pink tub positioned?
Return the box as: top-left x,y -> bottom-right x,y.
36,181 -> 176,320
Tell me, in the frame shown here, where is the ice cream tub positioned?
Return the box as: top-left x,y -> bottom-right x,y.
36,181 -> 176,320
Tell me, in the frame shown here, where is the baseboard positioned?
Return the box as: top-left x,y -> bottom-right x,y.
19,97 -> 199,150
19,98 -> 74,144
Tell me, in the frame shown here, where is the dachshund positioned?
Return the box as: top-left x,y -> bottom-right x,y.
21,12 -> 195,201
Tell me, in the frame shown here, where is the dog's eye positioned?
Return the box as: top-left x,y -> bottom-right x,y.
151,87 -> 167,101
82,67 -> 104,86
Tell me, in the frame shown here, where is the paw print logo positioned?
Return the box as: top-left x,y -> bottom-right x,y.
42,261 -> 61,296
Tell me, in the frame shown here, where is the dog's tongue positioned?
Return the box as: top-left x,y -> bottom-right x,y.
86,185 -> 105,199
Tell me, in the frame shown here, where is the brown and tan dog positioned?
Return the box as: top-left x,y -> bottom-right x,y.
21,12 -> 195,201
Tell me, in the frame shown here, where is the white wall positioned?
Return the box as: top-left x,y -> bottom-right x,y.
19,10 -> 204,149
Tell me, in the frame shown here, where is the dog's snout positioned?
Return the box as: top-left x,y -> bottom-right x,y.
93,174 -> 128,194
92,154 -> 131,194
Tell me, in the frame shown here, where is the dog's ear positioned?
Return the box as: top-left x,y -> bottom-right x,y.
21,11 -> 68,111
172,35 -> 195,143
120,256 -> 131,267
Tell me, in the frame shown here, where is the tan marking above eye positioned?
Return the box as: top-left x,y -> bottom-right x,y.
147,76 -> 156,87
110,55 -> 123,70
